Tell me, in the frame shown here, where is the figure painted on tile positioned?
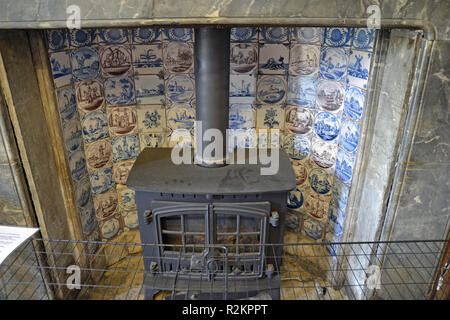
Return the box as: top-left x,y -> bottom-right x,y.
285,106 -> 314,135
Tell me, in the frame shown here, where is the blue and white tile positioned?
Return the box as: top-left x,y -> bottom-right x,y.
46,29 -> 68,51
324,230 -> 341,257
50,51 -> 72,88
260,27 -> 290,43
131,28 -> 161,44
123,210 -> 138,229
231,27 -> 258,42
283,134 -> 310,160
313,111 -> 340,142
343,85 -> 365,122
81,109 -> 109,144
316,79 -> 345,113
256,75 -> 287,105
131,44 -> 163,75
56,86 -> 78,123
310,138 -> 338,169
303,187 -> 330,221
104,76 -> 135,106
135,75 -> 165,104
335,148 -> 355,185
99,45 -> 132,77
259,43 -> 289,74
162,28 -> 194,42
323,27 -> 354,47
286,210 -> 301,230
117,184 -> 136,212
71,47 -> 101,81
284,105 -> 314,135
111,135 -> 140,162
137,105 -> 166,133
75,79 -> 105,115
347,49 -> 372,89
327,205 -> 345,236
227,128 -> 257,148
100,217 -> 121,239
62,118 -> 83,153
68,29 -> 97,48
94,188 -> 119,221
352,28 -> 375,51
163,42 -> 194,73
139,132 -> 167,150
75,175 -> 93,209
287,76 -> 317,107
291,27 -> 323,45
319,47 -> 348,82
331,178 -> 349,212
301,214 -> 325,240
80,201 -> 97,235
289,44 -> 320,77
167,107 -> 195,139
308,167 -> 332,195
68,150 -> 87,182
256,105 -> 285,129
339,117 -> 360,154
165,74 -> 195,106
229,74 -> 256,103
287,187 -> 304,212
229,104 -> 256,130
230,43 -> 258,75
98,28 -> 129,44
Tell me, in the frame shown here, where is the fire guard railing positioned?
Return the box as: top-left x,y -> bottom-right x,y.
0,238 -> 448,300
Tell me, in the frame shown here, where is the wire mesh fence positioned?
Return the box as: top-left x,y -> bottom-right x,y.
0,236 -> 448,300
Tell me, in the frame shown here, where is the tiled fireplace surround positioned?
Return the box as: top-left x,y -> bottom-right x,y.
46,26 -> 375,248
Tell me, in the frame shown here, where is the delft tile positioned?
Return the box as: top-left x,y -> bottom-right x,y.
301,214 -> 325,240
61,118 -> 83,153
303,187 -> 330,221
313,111 -> 340,142
80,201 -> 97,235
257,130 -> 268,148
327,205 -> 345,236
285,210 -> 301,231
335,147 -> 355,185
258,43 -> 289,75
285,105 -> 314,135
316,79 -> 345,113
162,28 -> 194,42
56,86 -> 78,123
229,74 -> 256,104
310,137 -> 338,169
308,167 -> 332,195
137,105 -> 166,133
111,135 -> 140,162
74,175 -> 93,210
229,104 -> 256,130
117,184 -> 137,212
283,134 -> 310,160
100,217 -> 121,239
85,139 -> 113,172
46,29 -> 68,51
287,187 -> 305,212
260,27 -> 290,43
107,105 -> 138,137
75,79 -> 105,115
289,44 -> 320,77
71,47 -> 101,81
163,42 -> 194,73
230,43 -> 258,75
287,76 -> 317,107
113,159 -> 135,185
81,109 -> 109,144
257,75 -> 287,105
343,85 -> 365,122
131,44 -> 163,75
94,188 -> 119,221
99,45 -> 133,77
269,130 -> 282,148
165,74 -> 195,106
323,28 -> 354,48
231,27 -> 258,42
49,51 -> 72,88
135,75 -> 165,104
139,132 -> 167,149
291,27 -> 323,45
104,76 -> 136,106
290,159 -> 309,187
319,47 -> 348,82
122,210 -> 138,229
131,28 -> 162,44
68,29 -> 97,48
228,128 -> 257,148
87,229 -> 102,252
98,28 -> 129,44
167,131 -> 193,148
256,105 -> 284,129
352,28 -> 376,51
339,117 -> 360,154
324,229 -> 341,257
347,49 -> 372,89
89,166 -> 115,196
331,178 -> 349,212
68,150 -> 87,182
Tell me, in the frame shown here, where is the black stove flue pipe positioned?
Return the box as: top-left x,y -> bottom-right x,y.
194,27 -> 230,167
